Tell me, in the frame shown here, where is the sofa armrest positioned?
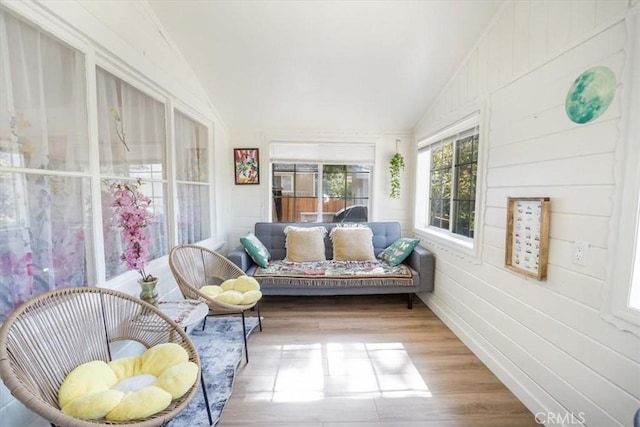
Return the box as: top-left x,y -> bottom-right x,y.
227,246 -> 254,272
404,245 -> 435,292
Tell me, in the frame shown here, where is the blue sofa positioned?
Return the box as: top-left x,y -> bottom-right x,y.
227,221 -> 435,308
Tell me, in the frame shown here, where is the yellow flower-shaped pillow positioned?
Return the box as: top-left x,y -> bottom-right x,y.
204,276 -> 262,306
58,343 -> 197,421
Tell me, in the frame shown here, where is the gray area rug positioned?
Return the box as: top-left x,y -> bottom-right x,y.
169,315 -> 260,427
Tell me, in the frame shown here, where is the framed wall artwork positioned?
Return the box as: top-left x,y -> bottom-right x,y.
234,148 -> 260,185
505,197 -> 551,281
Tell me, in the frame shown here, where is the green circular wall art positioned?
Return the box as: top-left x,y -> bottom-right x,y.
565,66 -> 616,124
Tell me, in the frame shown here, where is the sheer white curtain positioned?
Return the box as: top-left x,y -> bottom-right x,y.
0,11 -> 91,322
175,111 -> 210,244
96,68 -> 168,279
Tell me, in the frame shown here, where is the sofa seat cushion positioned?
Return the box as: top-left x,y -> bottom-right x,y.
253,260 -> 414,288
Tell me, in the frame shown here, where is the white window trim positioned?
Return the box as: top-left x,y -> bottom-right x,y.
414,107 -> 487,261
602,8 -> 640,337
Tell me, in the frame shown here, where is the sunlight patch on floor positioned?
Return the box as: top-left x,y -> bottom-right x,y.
246,341 -> 433,402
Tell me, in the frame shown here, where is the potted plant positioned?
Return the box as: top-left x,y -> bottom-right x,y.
389,152 -> 405,199
109,178 -> 158,306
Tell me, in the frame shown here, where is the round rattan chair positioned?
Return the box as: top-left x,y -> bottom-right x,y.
0,287 -> 200,427
169,245 -> 262,363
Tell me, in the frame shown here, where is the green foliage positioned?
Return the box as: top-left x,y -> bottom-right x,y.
389,153 -> 405,199
323,165 -> 352,198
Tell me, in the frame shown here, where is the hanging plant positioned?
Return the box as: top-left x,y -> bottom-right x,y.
389,152 -> 405,199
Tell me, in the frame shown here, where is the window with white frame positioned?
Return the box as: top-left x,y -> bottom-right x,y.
0,10 -> 93,321
269,141 -> 375,223
0,8 -> 215,321
96,67 -> 168,280
605,127 -> 640,336
604,15 -> 640,335
272,163 -> 370,223
174,110 -> 210,244
415,114 -> 480,247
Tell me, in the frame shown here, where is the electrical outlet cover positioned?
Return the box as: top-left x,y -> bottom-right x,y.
572,241 -> 589,266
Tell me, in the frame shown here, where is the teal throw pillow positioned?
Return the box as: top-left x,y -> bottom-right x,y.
240,233 -> 270,268
377,238 -> 420,266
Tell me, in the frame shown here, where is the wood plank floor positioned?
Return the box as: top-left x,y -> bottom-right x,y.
217,295 -> 539,427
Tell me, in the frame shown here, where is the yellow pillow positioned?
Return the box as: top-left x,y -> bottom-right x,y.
58,360 -> 118,408
214,290 -> 243,305
62,389 -> 124,420
140,343 -> 188,377
58,343 -> 197,422
330,226 -> 376,261
284,226 -> 327,262
108,356 -> 143,381
220,279 -> 237,290
234,276 -> 260,292
106,386 -> 172,421
155,361 -> 199,399
241,290 -> 263,304
200,285 -> 223,297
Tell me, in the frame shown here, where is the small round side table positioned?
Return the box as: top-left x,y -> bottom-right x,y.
157,300 -> 208,332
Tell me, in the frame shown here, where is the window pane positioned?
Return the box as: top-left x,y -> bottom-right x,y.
453,132 -> 477,238
97,68 -> 168,279
429,142 -> 454,230
175,111 -> 208,182
0,11 -> 89,172
96,67 -> 166,178
430,198 -> 449,230
273,164 -> 317,222
455,164 -> 473,200
102,180 -> 167,280
323,165 -> 347,220
294,164 -> 318,197
0,173 -> 93,322
322,164 -> 370,222
457,136 -> 474,164
177,183 -> 210,244
0,12 -> 92,322
453,200 -> 474,238
272,163 -> 369,223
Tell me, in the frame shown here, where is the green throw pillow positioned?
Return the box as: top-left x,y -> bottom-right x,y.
377,238 -> 420,266
240,232 -> 270,268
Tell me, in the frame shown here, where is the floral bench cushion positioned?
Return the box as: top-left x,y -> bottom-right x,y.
253,260 -> 413,288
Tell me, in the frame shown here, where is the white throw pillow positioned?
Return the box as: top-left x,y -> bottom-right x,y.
284,226 -> 327,262
330,226 -> 376,261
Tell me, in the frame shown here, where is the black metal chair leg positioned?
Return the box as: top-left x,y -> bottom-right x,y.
202,315 -> 208,331
241,311 -> 249,363
201,370 -> 213,425
257,303 -> 262,332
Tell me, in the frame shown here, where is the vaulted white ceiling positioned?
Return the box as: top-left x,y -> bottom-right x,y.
148,0 -> 503,133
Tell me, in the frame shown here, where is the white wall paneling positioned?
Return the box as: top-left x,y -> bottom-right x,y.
415,1 -> 639,426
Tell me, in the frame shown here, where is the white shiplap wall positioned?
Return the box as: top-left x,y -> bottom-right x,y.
415,1 -> 640,426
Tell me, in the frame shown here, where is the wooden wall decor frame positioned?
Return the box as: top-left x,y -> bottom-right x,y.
505,197 -> 551,281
